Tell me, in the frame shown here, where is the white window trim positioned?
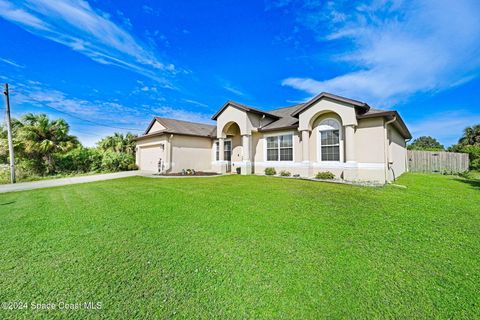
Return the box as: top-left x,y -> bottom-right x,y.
213,138 -> 232,162
263,131 -> 295,162
317,118 -> 343,163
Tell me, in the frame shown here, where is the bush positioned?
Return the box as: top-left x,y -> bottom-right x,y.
100,151 -> 135,172
315,171 -> 335,180
449,144 -> 480,171
55,147 -> 103,173
265,167 -> 276,176
279,170 -> 291,177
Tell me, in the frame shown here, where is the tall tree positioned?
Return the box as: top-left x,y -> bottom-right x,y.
458,124 -> 480,146
97,132 -> 137,155
407,136 -> 444,151
16,113 -> 80,174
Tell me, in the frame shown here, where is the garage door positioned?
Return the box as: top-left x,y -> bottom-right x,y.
139,145 -> 164,172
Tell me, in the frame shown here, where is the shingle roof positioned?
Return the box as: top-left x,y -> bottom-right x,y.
136,117 -> 216,140
138,92 -> 411,140
291,92 -> 370,117
156,117 -> 216,137
211,101 -> 279,120
259,104 -> 304,131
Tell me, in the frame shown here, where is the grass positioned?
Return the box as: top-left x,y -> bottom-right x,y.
0,173 -> 479,319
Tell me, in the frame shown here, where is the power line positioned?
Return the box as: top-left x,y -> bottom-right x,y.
10,90 -> 144,132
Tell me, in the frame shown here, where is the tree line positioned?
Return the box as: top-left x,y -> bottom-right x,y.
0,113 -> 138,183
407,124 -> 480,170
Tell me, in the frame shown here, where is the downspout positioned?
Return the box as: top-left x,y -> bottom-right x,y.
384,116 -> 397,182
166,134 -> 173,173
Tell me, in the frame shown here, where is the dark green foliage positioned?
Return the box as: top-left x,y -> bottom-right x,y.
264,167 -> 276,175
315,171 -> 335,179
55,147 -> 103,173
100,151 -> 136,172
97,132 -> 137,155
0,114 -> 137,181
408,136 -> 444,151
449,124 -> 480,170
279,170 -> 291,177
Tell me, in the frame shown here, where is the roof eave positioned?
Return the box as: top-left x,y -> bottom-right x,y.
258,124 -> 299,132
211,101 -> 280,121
358,111 -> 412,140
291,92 -> 370,118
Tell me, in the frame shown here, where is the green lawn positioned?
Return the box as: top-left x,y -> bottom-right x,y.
0,174 -> 479,319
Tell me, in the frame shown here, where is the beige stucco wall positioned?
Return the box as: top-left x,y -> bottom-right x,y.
170,135 -> 213,172
298,98 -> 358,131
216,106 -> 249,137
216,105 -> 275,138
147,120 -> 166,134
138,100 -> 407,183
355,117 -> 386,164
388,125 -> 407,180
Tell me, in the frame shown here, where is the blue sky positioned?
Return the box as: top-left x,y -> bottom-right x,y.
1,0 -> 479,147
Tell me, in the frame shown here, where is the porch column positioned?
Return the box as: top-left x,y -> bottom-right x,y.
301,130 -> 310,162
241,134 -> 252,175
242,134 -> 251,161
218,138 -> 226,174
345,125 -> 356,163
218,138 -> 225,161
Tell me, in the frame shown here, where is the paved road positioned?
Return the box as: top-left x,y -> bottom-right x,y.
0,171 -> 142,193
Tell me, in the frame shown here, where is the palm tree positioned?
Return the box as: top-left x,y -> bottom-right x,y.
459,124 -> 480,146
97,132 -> 137,155
17,113 -> 80,174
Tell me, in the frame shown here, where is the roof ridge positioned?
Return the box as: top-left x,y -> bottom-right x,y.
268,103 -> 305,112
155,116 -> 215,127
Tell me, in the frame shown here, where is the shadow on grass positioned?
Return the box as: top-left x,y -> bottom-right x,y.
454,178 -> 480,190
0,201 -> 15,206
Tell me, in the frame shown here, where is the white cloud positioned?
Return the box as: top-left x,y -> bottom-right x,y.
407,111 -> 480,146
10,80 -> 147,130
183,99 -> 209,108
280,0 -> 480,106
0,0 -> 174,82
0,57 -> 24,68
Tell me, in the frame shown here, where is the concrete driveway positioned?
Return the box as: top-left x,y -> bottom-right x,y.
0,171 -> 142,193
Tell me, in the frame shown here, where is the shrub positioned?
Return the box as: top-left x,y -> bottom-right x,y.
279,170 -> 291,177
100,151 -> 135,172
315,171 -> 335,180
264,167 -> 276,175
55,147 -> 103,173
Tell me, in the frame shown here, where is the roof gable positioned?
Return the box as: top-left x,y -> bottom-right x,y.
211,101 -> 279,121
291,92 -> 370,118
140,117 -> 216,139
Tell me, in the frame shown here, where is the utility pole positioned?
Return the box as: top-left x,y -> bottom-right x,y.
4,83 -> 15,183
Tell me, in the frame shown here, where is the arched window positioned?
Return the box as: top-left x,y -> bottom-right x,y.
318,119 -> 341,161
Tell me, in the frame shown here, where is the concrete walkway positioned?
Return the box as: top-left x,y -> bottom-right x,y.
0,171 -> 141,194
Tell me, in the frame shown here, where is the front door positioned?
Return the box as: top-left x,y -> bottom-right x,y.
224,140 -> 232,172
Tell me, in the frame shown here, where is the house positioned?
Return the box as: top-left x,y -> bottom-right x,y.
135,92 -> 411,183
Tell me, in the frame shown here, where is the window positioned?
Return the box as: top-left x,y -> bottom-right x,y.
266,134 -> 293,161
215,140 -> 232,161
224,140 -> 232,161
319,119 -> 340,161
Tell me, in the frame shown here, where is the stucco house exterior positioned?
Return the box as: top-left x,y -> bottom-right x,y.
135,92 -> 411,183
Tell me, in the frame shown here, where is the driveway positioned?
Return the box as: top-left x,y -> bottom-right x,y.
0,171 -> 142,193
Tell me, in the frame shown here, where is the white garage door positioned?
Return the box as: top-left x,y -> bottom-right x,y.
139,145 -> 164,172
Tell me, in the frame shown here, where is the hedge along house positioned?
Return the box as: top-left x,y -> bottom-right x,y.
135,92 -> 412,183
